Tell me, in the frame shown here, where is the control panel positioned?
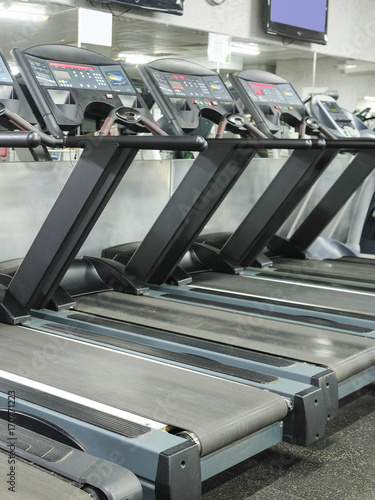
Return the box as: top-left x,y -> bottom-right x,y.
0,51 -> 37,129
138,58 -> 243,135
228,69 -> 307,137
310,94 -> 374,138
12,44 -> 153,134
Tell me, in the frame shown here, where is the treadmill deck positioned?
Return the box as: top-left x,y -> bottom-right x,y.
75,291 -> 375,384
270,257 -> 375,287
191,271 -> 375,321
0,324 -> 288,457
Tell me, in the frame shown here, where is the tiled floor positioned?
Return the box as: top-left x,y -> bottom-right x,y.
203,384 -> 375,500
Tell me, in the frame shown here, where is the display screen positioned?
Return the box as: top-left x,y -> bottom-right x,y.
203,77 -> 232,100
243,81 -> 287,104
150,69 -> 174,95
241,80 -> 304,109
0,56 -> 13,84
166,73 -> 212,97
321,100 -> 344,115
270,0 -> 327,32
26,56 -> 137,94
49,61 -> 110,90
151,70 -> 212,97
150,69 -> 232,100
100,0 -> 183,16
278,83 -> 304,106
102,65 -> 136,93
265,0 -> 328,45
26,55 -> 57,86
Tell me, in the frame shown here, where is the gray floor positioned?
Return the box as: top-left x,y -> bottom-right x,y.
202,383 -> 375,500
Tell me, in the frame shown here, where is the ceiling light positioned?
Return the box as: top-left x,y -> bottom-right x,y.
0,11 -> 48,21
336,63 -> 357,72
364,96 -> 375,102
118,53 -> 154,65
230,42 -> 260,56
337,61 -> 375,75
0,3 -> 49,21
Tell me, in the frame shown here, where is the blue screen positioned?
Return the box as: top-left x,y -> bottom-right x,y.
270,0 -> 327,32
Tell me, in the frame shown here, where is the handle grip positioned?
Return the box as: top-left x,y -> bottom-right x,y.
99,106 -> 168,136
0,131 -> 41,148
0,103 -> 63,147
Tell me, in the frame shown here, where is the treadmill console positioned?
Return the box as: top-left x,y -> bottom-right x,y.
0,51 -> 37,128
12,45 -> 153,133
138,58 -> 242,135
310,95 -> 375,138
228,69 -> 307,137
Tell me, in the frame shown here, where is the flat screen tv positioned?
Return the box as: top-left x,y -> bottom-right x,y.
263,0 -> 328,45
101,0 -> 184,16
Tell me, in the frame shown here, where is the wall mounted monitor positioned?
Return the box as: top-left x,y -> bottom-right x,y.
101,0 -> 183,15
263,0 -> 328,45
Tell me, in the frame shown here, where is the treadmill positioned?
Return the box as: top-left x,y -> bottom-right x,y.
6,44 -> 338,434
221,70 -> 375,287
6,47 -> 375,427
0,45 -> 307,499
101,61 -> 375,330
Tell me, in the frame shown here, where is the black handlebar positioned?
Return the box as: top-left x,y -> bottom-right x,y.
325,138 -> 375,149
65,134 -> 208,151
0,103 -> 64,147
0,131 -> 41,148
208,138 -> 324,150
0,102 -> 207,151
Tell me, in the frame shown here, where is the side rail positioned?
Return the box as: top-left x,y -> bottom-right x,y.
0,419 -> 142,499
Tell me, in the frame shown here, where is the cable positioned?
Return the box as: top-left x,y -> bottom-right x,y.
88,0 -> 132,16
282,37 -> 295,46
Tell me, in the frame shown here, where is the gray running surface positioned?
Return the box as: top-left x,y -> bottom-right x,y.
0,324 -> 288,457
193,271 -> 375,320
76,291 -> 375,383
273,257 -> 375,284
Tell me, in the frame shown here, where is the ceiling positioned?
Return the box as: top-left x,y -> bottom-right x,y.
0,1 -> 340,76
